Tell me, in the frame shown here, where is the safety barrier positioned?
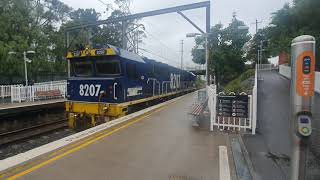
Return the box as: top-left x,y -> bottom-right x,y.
258,63 -> 278,71
0,85 -> 17,99
252,65 -> 258,134
9,81 -> 67,103
279,64 -> 320,93
207,66 -> 257,135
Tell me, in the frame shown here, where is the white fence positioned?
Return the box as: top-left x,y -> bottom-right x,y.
279,64 -> 320,93
252,66 -> 258,134
207,66 -> 257,134
0,80 -> 67,103
1,85 -> 19,99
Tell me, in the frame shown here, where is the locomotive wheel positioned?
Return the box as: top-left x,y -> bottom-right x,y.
73,114 -> 92,131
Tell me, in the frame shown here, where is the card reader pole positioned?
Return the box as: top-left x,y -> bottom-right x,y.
290,35 -> 316,180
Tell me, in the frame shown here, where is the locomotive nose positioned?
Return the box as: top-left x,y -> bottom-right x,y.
67,79 -> 122,103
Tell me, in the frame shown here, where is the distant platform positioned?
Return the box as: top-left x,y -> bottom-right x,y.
0,99 -> 66,116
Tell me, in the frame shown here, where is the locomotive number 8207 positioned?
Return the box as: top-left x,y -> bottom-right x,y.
79,84 -> 102,97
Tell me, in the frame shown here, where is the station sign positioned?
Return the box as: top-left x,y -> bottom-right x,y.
296,51 -> 315,97
217,95 -> 249,118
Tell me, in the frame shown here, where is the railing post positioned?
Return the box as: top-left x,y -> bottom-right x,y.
18,86 -> 21,103
1,86 -> 3,99
10,86 -> 13,103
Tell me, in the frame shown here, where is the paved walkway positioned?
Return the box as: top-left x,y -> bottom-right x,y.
4,93 -> 232,180
243,70 -> 320,180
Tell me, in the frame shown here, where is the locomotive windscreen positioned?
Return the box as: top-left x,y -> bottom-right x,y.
71,56 -> 121,77
96,60 -> 121,75
73,61 -> 93,76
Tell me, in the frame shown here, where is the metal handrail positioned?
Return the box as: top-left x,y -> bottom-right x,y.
161,81 -> 170,94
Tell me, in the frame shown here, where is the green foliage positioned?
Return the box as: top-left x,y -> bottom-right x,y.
195,76 -> 206,89
224,69 -> 255,93
191,15 -> 251,85
247,0 -> 320,69
0,0 -> 134,84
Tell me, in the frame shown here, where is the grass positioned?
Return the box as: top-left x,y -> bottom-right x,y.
223,69 -> 255,94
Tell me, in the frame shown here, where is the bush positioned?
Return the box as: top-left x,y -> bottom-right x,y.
224,69 -> 255,93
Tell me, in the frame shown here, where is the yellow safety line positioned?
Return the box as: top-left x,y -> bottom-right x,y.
6,96 -> 182,180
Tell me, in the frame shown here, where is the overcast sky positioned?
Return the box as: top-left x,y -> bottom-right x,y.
61,0 -> 292,68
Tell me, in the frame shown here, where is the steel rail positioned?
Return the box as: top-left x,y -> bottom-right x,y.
0,119 -> 68,146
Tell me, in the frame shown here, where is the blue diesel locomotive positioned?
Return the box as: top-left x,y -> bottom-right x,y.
66,44 -> 196,129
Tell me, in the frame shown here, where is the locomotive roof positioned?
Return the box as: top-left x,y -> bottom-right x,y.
66,44 -> 145,63
66,44 -> 194,76
108,44 -> 146,63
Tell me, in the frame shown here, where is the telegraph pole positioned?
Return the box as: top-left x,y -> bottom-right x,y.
180,40 -> 184,70
252,19 -> 262,68
252,19 -> 262,34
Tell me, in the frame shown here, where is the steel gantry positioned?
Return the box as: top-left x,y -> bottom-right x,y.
65,1 -> 211,84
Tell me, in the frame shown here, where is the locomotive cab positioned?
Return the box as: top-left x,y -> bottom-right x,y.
65,45 -> 129,130
68,56 -> 124,103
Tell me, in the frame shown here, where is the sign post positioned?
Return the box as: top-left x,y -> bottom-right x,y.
217,95 -> 249,118
290,35 -> 316,180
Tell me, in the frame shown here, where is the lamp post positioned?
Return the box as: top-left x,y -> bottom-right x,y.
8,51 -> 35,86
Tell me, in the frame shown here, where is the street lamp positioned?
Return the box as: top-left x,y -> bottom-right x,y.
186,33 -> 202,38
186,32 -> 210,86
8,51 -> 35,86
237,25 -> 249,30
269,24 -> 277,28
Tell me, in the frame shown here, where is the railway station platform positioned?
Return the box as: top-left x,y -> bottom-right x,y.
0,99 -> 65,116
0,92 -> 236,180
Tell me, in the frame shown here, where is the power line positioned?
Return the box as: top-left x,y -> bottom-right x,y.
143,30 -> 180,59
138,48 -> 179,67
97,0 -> 109,6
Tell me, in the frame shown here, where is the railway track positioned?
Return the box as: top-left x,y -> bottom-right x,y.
0,119 -> 68,146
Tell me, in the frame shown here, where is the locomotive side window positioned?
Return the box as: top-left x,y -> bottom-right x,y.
126,63 -> 137,78
73,61 -> 93,76
96,60 -> 121,75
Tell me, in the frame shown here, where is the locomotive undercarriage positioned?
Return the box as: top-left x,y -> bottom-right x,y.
66,88 -> 195,131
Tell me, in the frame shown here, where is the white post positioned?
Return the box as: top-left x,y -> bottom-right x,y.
1,86 -> 4,99
10,86 -> 13,103
23,52 -> 28,86
18,86 -> 21,103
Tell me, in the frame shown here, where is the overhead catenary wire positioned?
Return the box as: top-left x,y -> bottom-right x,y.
138,48 -> 180,68
143,29 -> 180,59
138,25 -> 181,66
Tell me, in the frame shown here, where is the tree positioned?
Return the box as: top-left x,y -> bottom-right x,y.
191,15 -> 251,85
0,0 -> 140,83
247,0 -> 320,70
